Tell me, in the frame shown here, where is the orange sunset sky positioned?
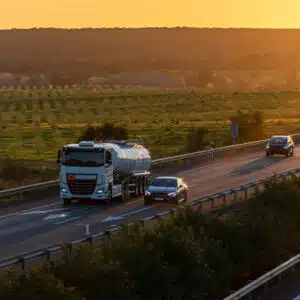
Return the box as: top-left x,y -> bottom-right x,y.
0,0 -> 299,29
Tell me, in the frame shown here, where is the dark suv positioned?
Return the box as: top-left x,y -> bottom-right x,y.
266,135 -> 294,157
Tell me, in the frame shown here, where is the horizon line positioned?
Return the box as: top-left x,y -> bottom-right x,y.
1,26 -> 300,31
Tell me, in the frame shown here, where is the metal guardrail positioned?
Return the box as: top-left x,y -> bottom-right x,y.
1,133 -> 300,200
223,253 -> 300,300
0,168 -> 299,271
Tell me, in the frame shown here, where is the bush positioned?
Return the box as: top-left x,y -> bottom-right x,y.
78,123 -> 128,142
0,269 -> 80,300
2,177 -> 300,299
0,159 -> 29,182
185,127 -> 210,152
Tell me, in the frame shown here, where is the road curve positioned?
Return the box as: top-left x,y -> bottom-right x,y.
0,148 -> 299,261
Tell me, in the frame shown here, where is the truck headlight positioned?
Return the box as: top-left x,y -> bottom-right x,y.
61,187 -> 68,193
145,190 -> 151,196
96,189 -> 104,194
168,192 -> 177,197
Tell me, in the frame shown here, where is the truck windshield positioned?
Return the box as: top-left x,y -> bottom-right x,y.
62,150 -> 105,167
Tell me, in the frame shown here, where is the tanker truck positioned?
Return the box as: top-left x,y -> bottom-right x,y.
56,140 -> 151,205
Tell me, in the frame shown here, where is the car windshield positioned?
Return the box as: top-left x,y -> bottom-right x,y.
151,178 -> 177,187
62,149 -> 104,167
269,137 -> 287,145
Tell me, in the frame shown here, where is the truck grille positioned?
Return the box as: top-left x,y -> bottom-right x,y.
67,179 -> 97,195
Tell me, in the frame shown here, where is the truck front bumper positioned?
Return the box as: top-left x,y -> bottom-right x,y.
60,186 -> 109,201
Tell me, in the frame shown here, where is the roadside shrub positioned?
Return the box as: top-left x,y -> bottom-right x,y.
0,270 -> 80,300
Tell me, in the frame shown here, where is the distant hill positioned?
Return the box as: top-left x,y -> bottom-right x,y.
0,28 -> 299,87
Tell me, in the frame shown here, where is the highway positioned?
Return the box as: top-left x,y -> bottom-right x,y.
0,148 -> 299,261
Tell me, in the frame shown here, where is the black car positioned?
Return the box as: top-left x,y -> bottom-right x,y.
266,135 -> 294,157
144,176 -> 188,205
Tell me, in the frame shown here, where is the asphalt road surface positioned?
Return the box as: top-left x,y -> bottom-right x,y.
0,148 -> 299,261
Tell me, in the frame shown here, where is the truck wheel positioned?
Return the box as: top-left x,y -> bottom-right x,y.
63,198 -> 71,206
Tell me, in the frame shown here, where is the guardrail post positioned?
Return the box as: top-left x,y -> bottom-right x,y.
20,257 -> 25,270
254,183 -> 260,194
19,192 -> 23,201
210,197 -> 214,209
67,243 -> 72,257
222,194 -> 226,205
105,230 -> 111,240
45,249 -> 51,261
198,201 -> 203,212
244,187 -> 248,201
87,236 -> 93,246
233,190 -> 237,202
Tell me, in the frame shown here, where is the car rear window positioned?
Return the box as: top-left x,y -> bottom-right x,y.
270,137 -> 287,144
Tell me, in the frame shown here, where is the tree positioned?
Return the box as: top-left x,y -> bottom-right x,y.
230,111 -> 265,142
185,127 -> 209,153
78,123 -> 128,142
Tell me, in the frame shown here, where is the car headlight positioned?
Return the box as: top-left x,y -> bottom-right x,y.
61,187 -> 68,193
145,190 -> 151,196
168,192 -> 177,197
284,145 -> 288,149
266,144 -> 270,149
96,189 -> 104,194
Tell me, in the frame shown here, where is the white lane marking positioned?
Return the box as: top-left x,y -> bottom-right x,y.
20,208 -> 66,216
55,216 -> 81,225
102,205 -> 154,222
226,171 -> 239,176
0,202 -> 59,220
188,184 -> 197,188
292,296 -> 300,300
43,213 -> 68,220
120,205 -> 153,217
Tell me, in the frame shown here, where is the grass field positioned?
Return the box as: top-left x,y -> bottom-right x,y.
1,88 -> 300,166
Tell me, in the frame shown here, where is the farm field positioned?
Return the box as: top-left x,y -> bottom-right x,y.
1,88 -> 300,189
